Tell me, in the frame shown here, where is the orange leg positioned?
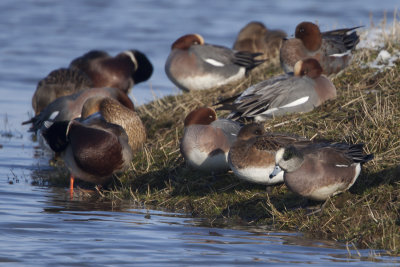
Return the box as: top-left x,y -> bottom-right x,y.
69,175 -> 75,199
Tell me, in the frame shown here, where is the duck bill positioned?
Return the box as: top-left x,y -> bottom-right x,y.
269,165 -> 282,179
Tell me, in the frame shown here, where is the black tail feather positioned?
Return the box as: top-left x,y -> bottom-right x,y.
41,121 -> 71,153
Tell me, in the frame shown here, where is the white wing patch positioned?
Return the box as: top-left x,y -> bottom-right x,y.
205,58 -> 225,67
330,50 -> 351,57
49,111 -> 59,120
335,164 -> 349,167
263,108 -> 278,115
280,96 -> 310,108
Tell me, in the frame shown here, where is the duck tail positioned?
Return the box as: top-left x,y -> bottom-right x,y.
322,26 -> 363,50
41,120 -> 71,153
347,143 -> 374,164
233,51 -> 265,71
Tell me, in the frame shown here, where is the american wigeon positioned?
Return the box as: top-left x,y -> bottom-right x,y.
69,49 -> 153,93
228,123 -> 309,185
41,118 -> 133,194
217,58 -> 336,121
165,34 -> 264,92
280,21 -> 360,75
271,142 -> 374,201
22,87 -> 134,133
233,21 -> 287,61
32,68 -> 93,115
80,96 -> 146,152
180,107 -> 241,173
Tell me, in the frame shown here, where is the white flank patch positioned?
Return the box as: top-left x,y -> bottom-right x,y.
256,96 -> 310,119
180,68 -> 245,90
330,50 -> 351,57
310,183 -> 345,201
335,164 -> 349,167
310,163 -> 361,200
280,96 -> 310,108
262,107 -> 279,115
346,163 -> 361,190
187,149 -> 229,173
49,111 -> 59,120
123,51 -> 138,71
230,164 -> 284,185
205,58 -> 224,67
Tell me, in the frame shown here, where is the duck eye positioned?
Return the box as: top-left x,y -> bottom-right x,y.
254,130 -> 261,135
299,28 -> 305,33
283,150 -> 292,161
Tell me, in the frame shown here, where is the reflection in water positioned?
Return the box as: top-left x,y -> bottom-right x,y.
0,0 -> 399,265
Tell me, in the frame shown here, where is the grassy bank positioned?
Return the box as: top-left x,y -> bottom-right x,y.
42,22 -> 400,254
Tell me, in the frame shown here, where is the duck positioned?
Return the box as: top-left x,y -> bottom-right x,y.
32,68 -> 93,115
216,58 -> 336,122
180,107 -> 241,173
165,33 -> 264,91
80,96 -> 146,152
280,21 -> 360,75
69,49 -> 153,93
41,118 -> 133,195
22,87 -> 134,133
271,142 -> 374,201
233,21 -> 287,61
228,123 -> 309,185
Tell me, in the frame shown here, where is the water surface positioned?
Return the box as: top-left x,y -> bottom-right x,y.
0,0 -> 399,265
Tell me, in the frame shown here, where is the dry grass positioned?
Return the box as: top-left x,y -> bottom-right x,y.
40,21 -> 400,254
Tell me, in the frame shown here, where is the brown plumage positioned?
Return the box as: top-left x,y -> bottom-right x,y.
69,50 -> 153,93
274,143 -> 374,201
41,119 -> 133,186
233,21 -> 287,61
280,21 -> 361,75
23,87 -> 135,133
228,123 -> 309,185
81,97 -> 146,152
32,68 -> 93,115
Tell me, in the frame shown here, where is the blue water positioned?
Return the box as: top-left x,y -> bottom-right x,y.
0,0 -> 399,265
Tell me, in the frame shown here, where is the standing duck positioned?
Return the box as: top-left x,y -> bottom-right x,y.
42,118 -> 133,196
180,107 -> 241,173
272,142 -> 374,201
69,49 -> 153,93
280,21 -> 360,75
165,34 -> 264,91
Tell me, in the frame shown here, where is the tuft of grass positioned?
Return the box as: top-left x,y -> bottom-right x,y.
42,21 -> 400,254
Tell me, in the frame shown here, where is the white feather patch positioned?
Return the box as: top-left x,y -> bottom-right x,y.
280,96 -> 310,108
205,58 -> 225,67
49,111 -> 59,120
230,164 -> 284,185
43,120 -> 53,129
335,164 -> 349,167
179,68 -> 245,90
262,108 -> 279,115
330,50 -> 351,57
